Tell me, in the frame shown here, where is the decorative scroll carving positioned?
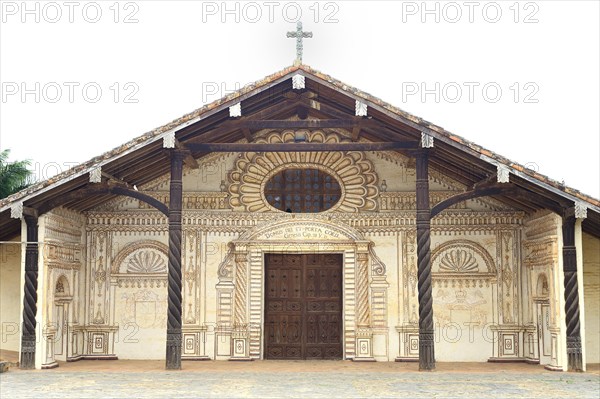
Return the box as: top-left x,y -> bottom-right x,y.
227,130 -> 379,213
369,245 -> 386,276
218,243 -> 235,279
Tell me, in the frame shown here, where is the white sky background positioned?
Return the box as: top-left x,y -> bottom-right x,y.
0,0 -> 598,198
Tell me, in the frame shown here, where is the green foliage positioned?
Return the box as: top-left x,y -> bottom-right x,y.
0,149 -> 32,199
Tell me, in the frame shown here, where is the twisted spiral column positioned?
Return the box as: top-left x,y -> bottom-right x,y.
415,151 -> 435,371
166,151 -> 184,370
562,214 -> 583,372
233,252 -> 248,326
356,252 -> 370,327
20,215 -> 39,369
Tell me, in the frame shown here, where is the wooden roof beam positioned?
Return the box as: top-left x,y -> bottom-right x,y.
183,100 -> 301,144
186,141 -> 419,153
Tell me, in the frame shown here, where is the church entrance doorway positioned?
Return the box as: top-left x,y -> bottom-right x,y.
264,253 -> 343,360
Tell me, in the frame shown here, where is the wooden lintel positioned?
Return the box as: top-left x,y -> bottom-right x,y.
186,141 -> 418,153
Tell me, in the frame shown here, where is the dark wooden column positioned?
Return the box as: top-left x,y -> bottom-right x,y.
561,211 -> 583,372
415,150 -> 435,371
165,150 -> 184,370
20,214 -> 39,369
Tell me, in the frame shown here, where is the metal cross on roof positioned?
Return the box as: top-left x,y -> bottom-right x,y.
287,21 -> 312,66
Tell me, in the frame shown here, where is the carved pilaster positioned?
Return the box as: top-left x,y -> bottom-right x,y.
231,248 -> 251,360
20,215 -> 39,369
354,250 -> 374,361
356,252 -> 370,327
166,151 -> 184,370
234,251 -> 248,326
562,212 -> 582,372
415,150 -> 435,371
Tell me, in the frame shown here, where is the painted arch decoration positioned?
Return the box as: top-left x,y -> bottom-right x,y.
227,130 -> 379,213
431,239 -> 497,285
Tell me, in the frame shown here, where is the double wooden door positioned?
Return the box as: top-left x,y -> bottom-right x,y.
264,254 -> 343,359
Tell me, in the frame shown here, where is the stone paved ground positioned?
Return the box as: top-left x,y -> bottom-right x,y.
1,360 -> 599,398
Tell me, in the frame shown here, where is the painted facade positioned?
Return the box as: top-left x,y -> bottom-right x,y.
1,128 -> 597,370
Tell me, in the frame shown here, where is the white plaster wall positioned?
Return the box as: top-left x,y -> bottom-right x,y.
433,285 -> 495,362
113,285 -> 167,359
183,153 -> 237,192
583,232 -> 600,364
0,236 -> 22,352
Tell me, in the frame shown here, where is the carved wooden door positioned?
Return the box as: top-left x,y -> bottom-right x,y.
265,254 -> 343,359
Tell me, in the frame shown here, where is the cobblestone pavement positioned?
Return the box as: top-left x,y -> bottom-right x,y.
1,361 -> 599,399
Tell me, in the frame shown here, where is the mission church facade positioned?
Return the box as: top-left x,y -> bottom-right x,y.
0,64 -> 599,372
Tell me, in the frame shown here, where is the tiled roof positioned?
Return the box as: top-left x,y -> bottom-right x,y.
1,64 -> 598,213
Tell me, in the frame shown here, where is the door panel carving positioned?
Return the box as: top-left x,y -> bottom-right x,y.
265,254 -> 343,359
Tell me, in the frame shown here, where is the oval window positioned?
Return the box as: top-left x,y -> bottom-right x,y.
264,169 -> 341,213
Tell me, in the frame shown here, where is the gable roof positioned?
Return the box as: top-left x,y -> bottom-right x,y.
1,64 -> 599,239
